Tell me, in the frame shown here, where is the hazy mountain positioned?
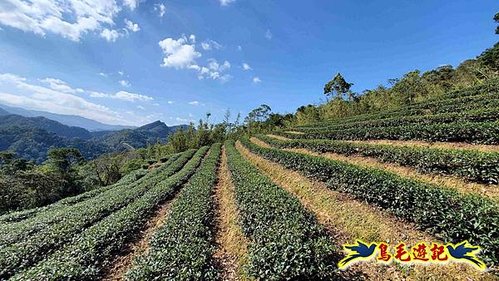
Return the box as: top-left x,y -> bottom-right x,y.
0,104 -> 134,131
0,108 -> 9,115
0,113 -> 185,163
0,114 -> 92,139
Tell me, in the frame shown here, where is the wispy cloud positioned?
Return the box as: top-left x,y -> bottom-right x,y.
155,3 -> 167,17
242,63 -> 252,71
253,77 -> 262,84
265,29 -> 273,40
219,0 -> 236,6
123,0 -> 139,10
90,90 -> 153,102
0,73 -> 129,125
124,19 -> 140,32
119,80 -> 131,87
201,39 -> 223,51
100,29 -> 122,42
39,78 -> 84,94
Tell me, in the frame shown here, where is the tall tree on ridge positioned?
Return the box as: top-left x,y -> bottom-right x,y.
324,73 -> 355,100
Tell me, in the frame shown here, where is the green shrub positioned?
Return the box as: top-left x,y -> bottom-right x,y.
126,144 -> 221,280
225,140 -> 339,280
0,149 -> 198,279
241,137 -> 499,265
297,108 -> 499,132
257,135 -> 499,184
10,147 -> 210,280
282,120 -> 499,144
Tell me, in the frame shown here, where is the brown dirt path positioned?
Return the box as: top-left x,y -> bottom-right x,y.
101,196 -> 176,281
212,147 -> 251,281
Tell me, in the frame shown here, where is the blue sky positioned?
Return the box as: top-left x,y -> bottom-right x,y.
0,0 -> 497,126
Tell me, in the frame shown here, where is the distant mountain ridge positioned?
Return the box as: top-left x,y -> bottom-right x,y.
0,104 -> 135,131
0,108 -> 187,162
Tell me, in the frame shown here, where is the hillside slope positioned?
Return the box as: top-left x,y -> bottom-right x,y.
0,104 -> 134,131
0,114 -> 185,162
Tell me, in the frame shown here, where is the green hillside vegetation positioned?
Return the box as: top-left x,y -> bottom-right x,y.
0,114 -> 185,163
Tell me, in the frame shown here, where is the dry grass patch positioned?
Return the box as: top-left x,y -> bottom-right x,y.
266,134 -> 289,141
283,147 -> 499,201
284,130 -> 304,135
101,196 -> 176,281
349,139 -> 499,153
242,139 -> 497,281
212,147 -> 251,281
264,135 -> 499,201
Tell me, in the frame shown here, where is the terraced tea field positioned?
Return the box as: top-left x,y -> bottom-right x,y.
1,83 -> 498,280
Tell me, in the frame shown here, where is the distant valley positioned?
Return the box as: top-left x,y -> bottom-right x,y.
0,105 -> 187,163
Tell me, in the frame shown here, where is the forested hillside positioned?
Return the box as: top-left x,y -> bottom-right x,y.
0,113 -> 185,163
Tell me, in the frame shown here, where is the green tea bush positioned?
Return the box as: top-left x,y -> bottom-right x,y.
126,144 -> 221,280
225,140 -> 339,280
241,138 -> 499,265
257,135 -> 499,184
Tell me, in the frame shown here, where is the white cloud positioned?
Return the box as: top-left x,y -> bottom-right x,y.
0,0 -> 122,42
237,45 -> 242,51
221,61 -> 231,70
187,100 -> 209,106
100,28 -> 121,42
197,59 -> 231,81
209,59 -> 230,71
167,100 -> 174,104
119,80 -> 131,87
90,90 -> 153,102
0,73 -> 129,125
118,71 -> 124,76
124,19 -> 140,32
154,3 -> 166,17
159,35 -> 201,69
123,0 -> 139,10
219,0 -> 235,6
265,29 -> 273,40
218,74 -> 232,83
39,78 -> 84,94
137,105 -> 145,110
98,72 -> 108,77
242,63 -> 252,71
201,42 -> 210,50
175,116 -> 194,123
253,77 -> 262,84
159,35 -> 231,83
201,39 -> 222,50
